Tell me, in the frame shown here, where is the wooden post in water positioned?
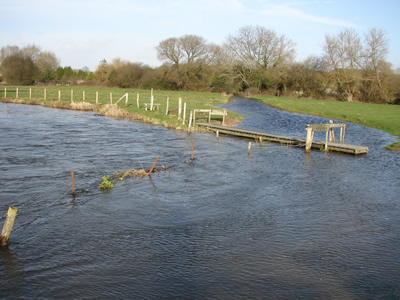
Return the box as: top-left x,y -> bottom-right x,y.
248,142 -> 252,155
0,207 -> 18,246
216,130 -> 219,140
191,139 -> 194,160
166,97 -> 169,115
147,156 -> 159,176
305,127 -> 313,152
71,170 -> 76,197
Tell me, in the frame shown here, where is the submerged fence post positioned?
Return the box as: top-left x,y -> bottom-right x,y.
0,207 -> 18,247
71,170 -> 76,197
305,127 -> 313,152
248,142 -> 252,155
191,139 -> 194,160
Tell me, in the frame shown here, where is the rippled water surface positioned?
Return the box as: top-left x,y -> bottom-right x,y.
1,98 -> 399,299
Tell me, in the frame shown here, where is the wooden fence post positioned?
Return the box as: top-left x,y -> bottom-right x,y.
248,142 -> 252,155
188,110 -> 193,130
182,102 -> 186,124
4,87 -> 6,98
0,207 -> 18,246
16,88 -> 18,99
96,91 -> 99,104
71,90 -> 74,102
165,97 -> 169,115
83,91 -> 86,102
136,93 -> 139,108
29,88 -> 32,99
58,90 -> 61,101
125,93 -> 128,106
44,88 -> 46,101
178,97 -> 182,120
110,93 -> 112,104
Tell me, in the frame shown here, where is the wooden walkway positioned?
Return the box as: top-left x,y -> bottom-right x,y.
196,123 -> 369,155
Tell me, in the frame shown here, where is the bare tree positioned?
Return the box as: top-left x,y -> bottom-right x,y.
179,35 -> 208,64
225,25 -> 296,69
156,38 -> 182,67
36,51 -> 60,79
323,29 -> 363,101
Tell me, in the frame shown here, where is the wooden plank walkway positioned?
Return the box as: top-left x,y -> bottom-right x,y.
196,123 -> 369,155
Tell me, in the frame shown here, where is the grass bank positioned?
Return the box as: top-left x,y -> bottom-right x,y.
254,95 -> 400,151
0,86 -> 240,130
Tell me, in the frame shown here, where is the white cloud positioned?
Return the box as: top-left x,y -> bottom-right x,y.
258,4 -> 362,28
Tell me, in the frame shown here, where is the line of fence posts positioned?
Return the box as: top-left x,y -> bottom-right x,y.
2,87 -> 201,129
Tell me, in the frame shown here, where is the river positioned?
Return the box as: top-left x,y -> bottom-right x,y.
0,98 -> 399,299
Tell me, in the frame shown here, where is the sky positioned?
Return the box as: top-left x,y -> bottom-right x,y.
1,0 -> 399,71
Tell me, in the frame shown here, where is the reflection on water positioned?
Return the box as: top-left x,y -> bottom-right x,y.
0,99 -> 399,298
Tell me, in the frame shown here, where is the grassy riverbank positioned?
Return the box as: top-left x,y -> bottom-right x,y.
0,86 -> 238,130
1,86 -> 399,150
254,95 -> 400,151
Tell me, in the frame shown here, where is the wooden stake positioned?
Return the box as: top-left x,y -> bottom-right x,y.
83,91 -> 86,102
96,91 -> 99,104
0,207 -> 18,246
4,87 -> 6,98
16,88 -> 18,99
125,93 -> 128,106
178,97 -> 182,120
166,97 -> 169,115
29,88 -> 32,99
182,102 -> 186,124
188,111 -> 193,130
137,93 -> 140,108
305,127 -> 313,152
71,170 -> 76,196
110,93 -> 112,104
248,142 -> 252,155
148,156 -> 159,176
71,89 -> 74,103
44,88 -> 46,101
58,90 -> 61,101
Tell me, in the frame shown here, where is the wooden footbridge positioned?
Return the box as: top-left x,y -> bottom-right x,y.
196,122 -> 369,155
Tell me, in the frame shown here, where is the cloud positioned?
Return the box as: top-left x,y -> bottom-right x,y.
257,4 -> 362,28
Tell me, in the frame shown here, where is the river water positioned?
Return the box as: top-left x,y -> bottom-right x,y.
0,98 -> 399,299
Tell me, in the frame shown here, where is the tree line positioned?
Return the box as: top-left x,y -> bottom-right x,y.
1,25 -> 399,103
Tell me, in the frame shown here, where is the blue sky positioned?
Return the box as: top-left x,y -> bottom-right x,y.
1,0 -> 399,71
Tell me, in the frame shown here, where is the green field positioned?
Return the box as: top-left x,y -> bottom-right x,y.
1,86 -> 399,150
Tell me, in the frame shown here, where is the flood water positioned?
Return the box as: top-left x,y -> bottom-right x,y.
0,97 -> 399,299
